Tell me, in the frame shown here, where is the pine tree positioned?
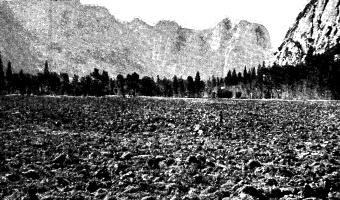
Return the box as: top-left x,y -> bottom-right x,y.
141,76 -> 156,96
162,77 -> 173,97
60,73 -> 70,95
257,64 -> 263,83
212,76 -> 217,88
44,61 -> 50,75
116,74 -> 125,97
243,66 -> 248,84
237,72 -> 242,84
109,78 -> 115,95
43,61 -> 51,94
131,72 -> 140,96
84,75 -> 93,96
91,68 -> 100,80
187,76 -> 194,98
226,70 -> 232,86
0,53 -> 4,94
101,70 -> 110,95
231,69 -> 237,85
90,68 -> 102,96
194,71 -> 202,97
18,69 -> 26,95
6,61 -> 13,94
71,74 -> 80,96
178,77 -> 185,97
156,75 -> 162,96
251,67 -> 256,80
172,75 -> 179,97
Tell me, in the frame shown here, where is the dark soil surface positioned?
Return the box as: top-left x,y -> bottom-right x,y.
0,96 -> 339,199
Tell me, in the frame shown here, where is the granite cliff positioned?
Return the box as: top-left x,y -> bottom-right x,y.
0,0 -> 271,78
276,0 -> 340,65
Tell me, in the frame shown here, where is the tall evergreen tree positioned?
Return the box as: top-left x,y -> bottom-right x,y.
101,70 -> 110,95
141,76 -> 157,96
178,77 -> 185,97
231,69 -> 237,85
6,61 -> 13,93
237,72 -> 242,84
172,75 -> 179,97
194,71 -> 201,96
91,68 -> 100,80
257,64 -> 263,83
18,70 -> 26,95
71,74 -> 81,96
44,61 -> 49,75
243,66 -> 248,83
226,70 -> 232,86
90,68 -> 103,96
116,74 -> 125,97
131,72 -> 140,96
84,75 -> 93,96
187,76 -> 194,97
43,61 -> 51,94
0,53 -> 4,94
251,67 -> 256,81
156,75 -> 162,96
109,78 -> 116,95
60,73 -> 70,95
212,76 -> 217,88
49,72 -> 61,94
162,77 -> 173,97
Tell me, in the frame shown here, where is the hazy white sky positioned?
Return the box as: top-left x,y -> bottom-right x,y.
80,0 -> 309,49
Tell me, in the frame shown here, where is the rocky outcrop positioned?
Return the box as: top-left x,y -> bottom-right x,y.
0,0 -> 271,78
276,0 -> 340,65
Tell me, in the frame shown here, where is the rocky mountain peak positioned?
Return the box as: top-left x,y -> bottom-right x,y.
276,0 -> 340,65
155,20 -> 181,32
0,0 -> 272,78
128,18 -> 151,29
216,18 -> 233,30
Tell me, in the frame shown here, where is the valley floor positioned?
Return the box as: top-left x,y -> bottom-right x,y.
0,96 -> 339,199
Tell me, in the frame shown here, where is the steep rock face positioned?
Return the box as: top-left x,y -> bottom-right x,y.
0,0 -> 271,78
276,0 -> 340,65
0,0 -> 41,72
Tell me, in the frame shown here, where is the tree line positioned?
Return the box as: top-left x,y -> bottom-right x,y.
0,54 -> 206,97
0,43 -> 339,99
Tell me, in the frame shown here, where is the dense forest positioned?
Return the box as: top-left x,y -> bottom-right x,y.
0,44 -> 339,99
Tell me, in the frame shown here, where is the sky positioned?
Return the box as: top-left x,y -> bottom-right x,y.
80,0 -> 309,49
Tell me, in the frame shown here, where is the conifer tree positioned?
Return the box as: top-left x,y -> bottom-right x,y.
226,70 -> 232,86
43,61 -> 51,94
0,53 -> 4,94
212,76 -> 217,88
243,66 -> 248,84
172,75 -> 179,96
60,73 -> 70,95
18,69 -> 26,95
194,71 -> 201,96
44,61 -> 49,75
6,61 -> 13,94
231,69 -> 237,85
102,70 -> 110,95
178,77 -> 185,97
116,74 -> 125,97
71,74 -> 80,96
187,76 -> 194,97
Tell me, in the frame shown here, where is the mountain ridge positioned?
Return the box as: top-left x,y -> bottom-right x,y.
276,0 -> 340,65
0,0 -> 271,79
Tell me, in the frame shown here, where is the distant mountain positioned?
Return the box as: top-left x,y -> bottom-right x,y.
0,0 -> 271,79
276,0 -> 340,65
